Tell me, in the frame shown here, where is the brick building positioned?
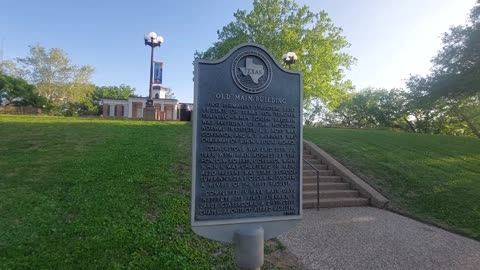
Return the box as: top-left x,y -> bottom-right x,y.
102,86 -> 192,121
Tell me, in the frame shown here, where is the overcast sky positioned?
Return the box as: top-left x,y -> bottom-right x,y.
1,0 -> 476,103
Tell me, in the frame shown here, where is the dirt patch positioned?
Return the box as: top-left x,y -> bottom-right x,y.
64,212 -> 75,224
145,209 -> 160,221
264,238 -> 305,270
210,239 -> 305,270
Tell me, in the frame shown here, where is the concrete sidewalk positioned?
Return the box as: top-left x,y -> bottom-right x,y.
278,207 -> 480,270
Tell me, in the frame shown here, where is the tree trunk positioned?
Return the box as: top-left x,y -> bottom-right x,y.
341,113 -> 351,127
403,116 -> 416,133
453,107 -> 480,139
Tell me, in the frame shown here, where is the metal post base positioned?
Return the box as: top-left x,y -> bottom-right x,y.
234,226 -> 264,270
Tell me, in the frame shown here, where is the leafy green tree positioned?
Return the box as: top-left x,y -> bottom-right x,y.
331,93 -> 356,127
407,0 -> 480,138
163,87 -> 176,99
0,60 -> 23,76
90,85 -> 137,115
196,0 -> 355,110
0,74 -> 48,107
303,98 -> 328,126
94,85 -> 137,100
332,88 -> 409,129
12,45 -> 95,109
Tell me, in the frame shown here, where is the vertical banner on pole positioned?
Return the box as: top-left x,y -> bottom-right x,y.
154,62 -> 163,84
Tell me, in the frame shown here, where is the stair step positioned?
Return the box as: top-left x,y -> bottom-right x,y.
303,169 -> 334,176
303,182 -> 350,191
303,190 -> 359,199
303,154 -> 316,159
303,176 -> 342,183
304,159 -> 322,164
304,164 -> 328,170
303,197 -> 369,208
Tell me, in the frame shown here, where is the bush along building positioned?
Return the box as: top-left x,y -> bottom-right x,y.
102,85 -> 192,121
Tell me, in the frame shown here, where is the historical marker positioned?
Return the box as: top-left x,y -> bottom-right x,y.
191,43 -> 302,269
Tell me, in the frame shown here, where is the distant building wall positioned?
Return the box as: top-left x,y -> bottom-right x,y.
101,98 -> 191,121
0,106 -> 43,115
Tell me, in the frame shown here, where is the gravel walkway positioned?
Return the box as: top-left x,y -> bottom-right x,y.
278,207 -> 480,270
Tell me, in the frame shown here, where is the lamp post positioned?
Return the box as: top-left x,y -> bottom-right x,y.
282,52 -> 297,69
144,32 -> 164,106
143,32 -> 164,120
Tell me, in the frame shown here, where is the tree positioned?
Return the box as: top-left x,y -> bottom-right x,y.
94,85 -> 137,100
90,85 -> 137,115
0,74 -> 48,107
332,88 -> 409,129
407,0 -> 480,138
163,87 -> 176,99
303,97 -> 328,126
12,45 -> 95,108
0,60 -> 23,76
196,0 -> 355,110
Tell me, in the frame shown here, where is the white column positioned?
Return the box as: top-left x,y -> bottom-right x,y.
139,100 -> 146,118
128,100 -> 133,118
109,105 -> 115,116
173,104 -> 177,120
160,103 -> 164,112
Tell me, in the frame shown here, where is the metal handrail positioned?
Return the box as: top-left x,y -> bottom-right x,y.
303,158 -> 321,210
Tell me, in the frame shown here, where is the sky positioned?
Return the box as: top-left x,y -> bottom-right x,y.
1,0 -> 476,103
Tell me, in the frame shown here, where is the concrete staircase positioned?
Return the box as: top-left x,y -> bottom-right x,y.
303,149 -> 369,209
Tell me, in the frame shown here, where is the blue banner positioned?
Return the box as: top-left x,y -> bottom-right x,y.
153,62 -> 163,84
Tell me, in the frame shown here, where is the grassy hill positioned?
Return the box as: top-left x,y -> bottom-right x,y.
1,115 -> 478,268
0,115 -> 235,269
1,115 -> 305,269
305,127 -> 480,239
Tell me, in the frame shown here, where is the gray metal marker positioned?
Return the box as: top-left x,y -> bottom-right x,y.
192,43 -> 303,269
234,226 -> 264,270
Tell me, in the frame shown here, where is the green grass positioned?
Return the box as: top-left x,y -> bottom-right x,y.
2,115 -> 477,268
305,127 -> 480,239
0,115 -> 235,269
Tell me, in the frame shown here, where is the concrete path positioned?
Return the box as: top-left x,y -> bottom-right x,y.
278,207 -> 480,270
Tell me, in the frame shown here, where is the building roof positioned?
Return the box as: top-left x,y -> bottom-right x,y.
102,97 -> 179,102
101,98 -> 128,101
